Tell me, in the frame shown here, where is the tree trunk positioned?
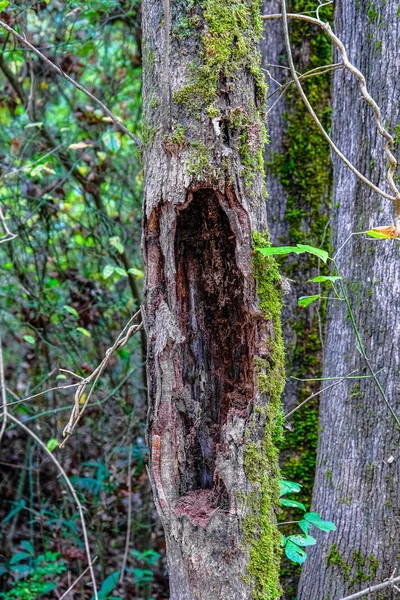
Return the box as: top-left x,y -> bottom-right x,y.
299,1 -> 400,598
141,0 -> 285,598
262,2 -> 332,596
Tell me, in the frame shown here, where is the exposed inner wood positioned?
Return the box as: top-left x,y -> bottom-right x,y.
174,189 -> 254,508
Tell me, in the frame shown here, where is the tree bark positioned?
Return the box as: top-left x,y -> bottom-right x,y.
299,1 -> 400,598
262,2 -> 332,596
141,0 -> 285,598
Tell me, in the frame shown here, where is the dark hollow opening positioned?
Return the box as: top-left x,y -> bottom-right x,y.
175,189 -> 253,498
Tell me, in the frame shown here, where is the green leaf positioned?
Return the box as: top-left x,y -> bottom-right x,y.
312,519 -> 336,532
23,335 -> 35,344
109,236 -> 124,254
46,438 -> 59,452
20,540 -> 34,555
284,540 -> 307,565
298,520 -> 311,534
102,132 -> 121,152
97,571 -> 120,600
307,275 -> 342,283
103,265 -> 115,279
287,534 -> 316,547
281,535 -> 287,547
279,480 -> 302,497
63,305 -> 79,318
296,244 -> 329,263
304,512 -> 321,523
127,267 -> 144,279
114,267 -> 128,277
76,327 -> 91,338
257,246 -> 302,257
10,552 -> 31,564
280,499 -> 306,511
0,1 -> 10,12
298,295 -> 321,308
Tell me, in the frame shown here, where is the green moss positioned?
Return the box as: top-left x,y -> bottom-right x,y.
164,125 -> 186,146
327,543 -> 351,580
171,0 -> 267,191
240,231 -> 285,599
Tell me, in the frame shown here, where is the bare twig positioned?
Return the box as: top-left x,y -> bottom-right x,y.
0,337 -> 8,445
339,574 -> 400,600
0,20 -> 141,148
59,557 -> 98,600
285,369 -> 358,419
60,311 -> 143,446
4,412 -> 98,599
0,205 -> 17,243
119,443 -> 133,584
262,10 -> 400,211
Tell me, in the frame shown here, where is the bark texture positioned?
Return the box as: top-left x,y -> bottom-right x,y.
262,2 -> 332,596
141,1 -> 285,598
299,1 -> 400,598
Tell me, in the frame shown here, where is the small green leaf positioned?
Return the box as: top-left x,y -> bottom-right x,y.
298,295 -> 321,308
257,246 -> 302,257
23,335 -> 35,344
20,540 -> 34,555
307,275 -> 342,283
76,327 -> 91,337
304,512 -> 321,523
114,267 -> 128,277
102,132 -> 121,152
10,552 -> 31,564
280,499 -> 306,511
56,374 -> 67,380
128,267 -> 144,279
312,519 -> 336,532
287,534 -> 316,547
0,1 -> 10,12
279,480 -> 302,497
296,244 -> 329,263
109,236 -> 124,254
46,438 -> 59,452
103,265 -> 115,279
94,570 -> 121,600
281,535 -> 287,547
284,540 -> 307,565
298,520 -> 311,534
63,305 -> 79,318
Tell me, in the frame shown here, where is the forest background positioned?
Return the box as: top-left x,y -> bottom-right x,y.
0,0 -> 399,599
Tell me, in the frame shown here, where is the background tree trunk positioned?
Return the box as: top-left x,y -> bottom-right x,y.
262,2 -> 332,596
299,1 -> 400,598
141,0 -> 285,598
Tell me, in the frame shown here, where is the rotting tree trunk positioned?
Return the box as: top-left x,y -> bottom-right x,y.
141,0 -> 285,598
299,1 -> 400,598
262,2 -> 332,597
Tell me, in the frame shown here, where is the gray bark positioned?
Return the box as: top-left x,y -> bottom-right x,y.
141,1 -> 283,598
299,1 -> 400,598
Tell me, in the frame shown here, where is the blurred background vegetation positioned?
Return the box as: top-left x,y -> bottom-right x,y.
0,1 -> 169,598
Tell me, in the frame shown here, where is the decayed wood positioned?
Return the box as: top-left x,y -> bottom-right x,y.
299,2 -> 400,598
141,0 -> 284,598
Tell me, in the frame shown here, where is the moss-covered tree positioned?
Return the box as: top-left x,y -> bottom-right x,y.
141,0 -> 285,597
299,1 -> 400,597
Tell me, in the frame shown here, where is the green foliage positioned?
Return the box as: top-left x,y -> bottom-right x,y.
280,481 -> 336,565
0,549 -> 66,599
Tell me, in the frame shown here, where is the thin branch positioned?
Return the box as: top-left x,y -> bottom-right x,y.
339,574 -> 400,600
119,443 -> 133,584
60,311 -> 143,446
58,557 -> 98,600
285,370 -> 358,420
0,337 -> 7,445
263,10 -> 400,209
0,205 -> 17,243
0,20 -> 141,148
4,412 -> 98,600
